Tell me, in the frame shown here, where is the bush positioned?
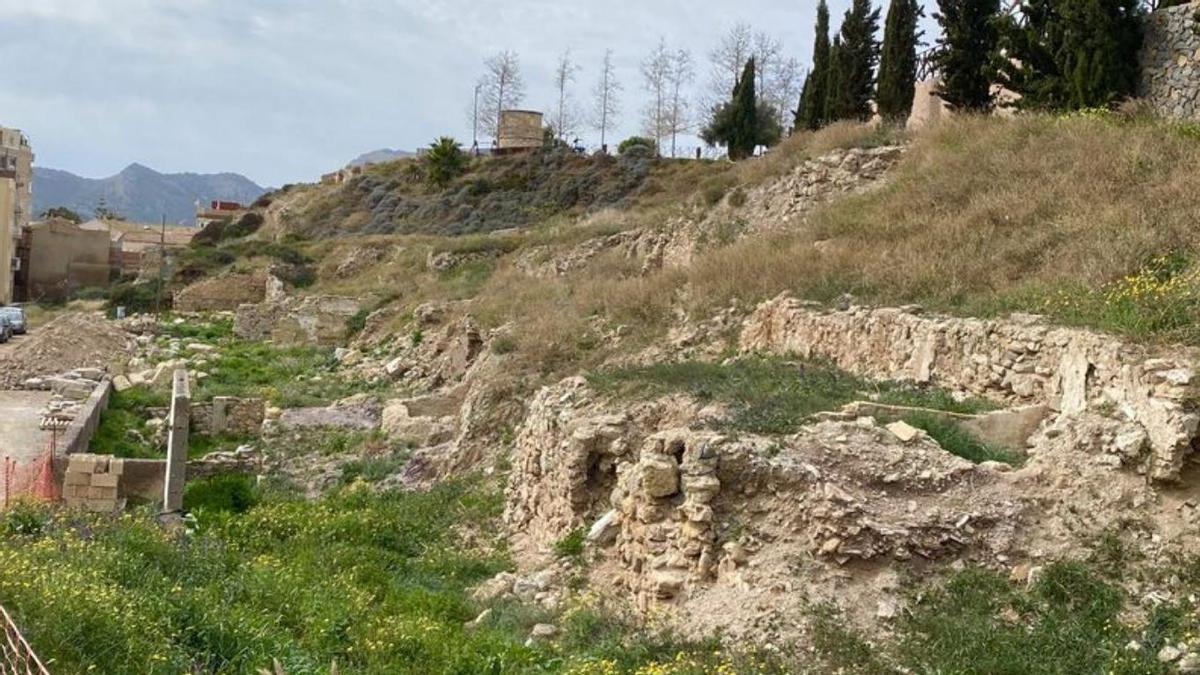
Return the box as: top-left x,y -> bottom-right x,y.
423,137 -> 469,187
223,212 -> 265,239
618,136 -> 657,156
183,474 -> 260,514
106,280 -> 165,315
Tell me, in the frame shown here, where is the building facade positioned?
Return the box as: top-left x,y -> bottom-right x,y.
0,126 -> 33,304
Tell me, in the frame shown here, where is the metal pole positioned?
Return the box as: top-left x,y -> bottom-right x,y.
472,84 -> 481,153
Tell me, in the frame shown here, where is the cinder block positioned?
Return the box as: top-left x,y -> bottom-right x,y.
87,486 -> 118,500
69,485 -> 91,499
108,458 -> 125,476
85,499 -> 117,513
91,473 -> 120,489
65,471 -> 91,487
68,454 -> 100,474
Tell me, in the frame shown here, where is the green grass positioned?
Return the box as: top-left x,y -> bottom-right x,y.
90,388 -> 170,459
0,482 -> 788,675
553,528 -> 586,559
183,474 -> 260,514
809,553 -> 1190,675
899,413 -> 1025,467
194,341 -> 390,408
157,317 -> 235,342
588,357 -> 996,436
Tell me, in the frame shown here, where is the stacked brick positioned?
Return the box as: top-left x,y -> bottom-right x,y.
63,454 -> 125,512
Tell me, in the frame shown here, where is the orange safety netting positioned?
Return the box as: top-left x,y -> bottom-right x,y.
2,449 -> 59,510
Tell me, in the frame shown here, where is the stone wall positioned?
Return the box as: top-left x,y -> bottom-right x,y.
191,396 -> 265,437
1141,3 -> 1200,122
739,294 -> 1200,481
173,272 -> 269,313
235,294 -> 362,346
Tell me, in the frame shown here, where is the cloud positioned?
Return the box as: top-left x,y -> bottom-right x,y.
0,0 -> 929,187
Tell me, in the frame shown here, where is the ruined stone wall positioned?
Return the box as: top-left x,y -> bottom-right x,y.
191,396 -> 265,437
174,272 -> 268,313
1141,3 -> 1200,122
235,294 -> 361,346
739,294 -> 1200,481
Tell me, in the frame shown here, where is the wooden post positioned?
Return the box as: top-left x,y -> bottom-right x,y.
162,369 -> 190,513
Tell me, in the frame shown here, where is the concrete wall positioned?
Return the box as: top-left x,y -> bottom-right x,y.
59,377 -> 112,460
26,220 -> 112,300
0,176 -> 13,304
1141,3 -> 1200,121
498,110 -> 544,150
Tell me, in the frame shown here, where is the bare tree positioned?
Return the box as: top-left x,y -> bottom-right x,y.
769,57 -> 803,130
666,48 -> 695,157
753,32 -> 783,102
551,49 -> 582,141
592,49 -> 622,152
706,22 -> 754,104
478,51 -> 526,144
641,38 -> 673,153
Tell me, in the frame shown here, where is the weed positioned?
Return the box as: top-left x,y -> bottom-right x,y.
183,474 -> 260,514
900,413 -> 1025,467
554,528 -> 586,559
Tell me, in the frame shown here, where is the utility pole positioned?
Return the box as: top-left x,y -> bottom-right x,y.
472,83 -> 481,155
154,214 -> 165,317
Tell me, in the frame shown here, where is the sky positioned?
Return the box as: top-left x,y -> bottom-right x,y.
0,0 -> 933,188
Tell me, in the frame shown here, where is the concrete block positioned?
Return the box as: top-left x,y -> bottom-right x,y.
87,486 -> 118,500
91,473 -> 120,489
65,471 -> 91,487
108,458 -> 126,476
85,499 -> 118,513
68,454 -> 104,474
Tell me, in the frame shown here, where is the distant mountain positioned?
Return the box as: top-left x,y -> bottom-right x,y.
347,149 -> 415,167
32,163 -> 268,225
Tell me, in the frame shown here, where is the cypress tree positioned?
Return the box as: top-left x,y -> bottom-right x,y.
794,71 -> 811,131
999,0 -> 1143,111
825,37 -> 848,121
877,0 -> 925,119
799,0 -> 833,130
831,0 -> 883,122
729,58 -> 759,160
933,0 -> 1001,111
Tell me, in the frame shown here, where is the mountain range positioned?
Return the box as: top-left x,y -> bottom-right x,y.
33,163 -> 268,225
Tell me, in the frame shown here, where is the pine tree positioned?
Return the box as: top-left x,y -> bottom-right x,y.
933,0 -> 1001,111
730,58 -> 759,160
798,0 -> 833,130
999,0 -> 1143,111
829,0 -> 883,122
877,0 -> 925,119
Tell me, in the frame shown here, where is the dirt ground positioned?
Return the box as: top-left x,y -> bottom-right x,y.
0,390 -> 52,505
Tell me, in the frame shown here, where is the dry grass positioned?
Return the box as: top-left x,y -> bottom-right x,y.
306,113 -> 1200,380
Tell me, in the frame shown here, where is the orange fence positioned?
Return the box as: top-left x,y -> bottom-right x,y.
0,604 -> 49,675
2,449 -> 60,511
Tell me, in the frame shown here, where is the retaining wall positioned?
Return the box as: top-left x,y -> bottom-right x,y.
1141,3 -> 1200,122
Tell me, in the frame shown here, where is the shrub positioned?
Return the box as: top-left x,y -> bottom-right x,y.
554,528 -> 586,559
618,136 -> 657,156
223,212 -> 265,239
423,137 -> 469,187
183,474 -> 260,514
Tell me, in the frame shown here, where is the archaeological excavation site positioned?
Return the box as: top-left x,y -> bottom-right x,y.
4,4 -> 1200,669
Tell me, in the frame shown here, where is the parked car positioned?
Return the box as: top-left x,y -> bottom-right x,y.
0,306 -> 26,335
0,315 -> 11,344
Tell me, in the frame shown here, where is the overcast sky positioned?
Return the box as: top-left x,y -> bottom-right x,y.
0,0 -> 934,187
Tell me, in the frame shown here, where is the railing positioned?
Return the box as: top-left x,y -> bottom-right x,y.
0,605 -> 49,675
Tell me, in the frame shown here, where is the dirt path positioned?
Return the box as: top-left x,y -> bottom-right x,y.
0,391 -> 52,505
